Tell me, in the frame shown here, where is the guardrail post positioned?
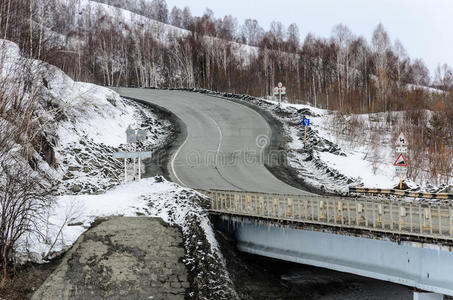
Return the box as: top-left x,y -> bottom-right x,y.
347,201 -> 351,225
399,204 -> 406,233
438,206 -> 442,235
364,201 -> 368,227
372,202 -> 376,228
319,200 -> 324,221
338,201 -> 343,225
287,197 -> 293,218
419,205 -> 423,233
246,195 -> 251,213
355,200 -> 359,226
265,195 -> 269,216
241,194 -> 245,212
449,207 -> 453,237
258,196 -> 263,215
422,207 -> 430,232
298,198 -> 302,219
309,198 -> 313,221
216,192 -> 221,210
333,200 -> 338,224
317,199 -> 321,222
390,203 -> 393,230
380,203 -> 384,229
409,204 -> 413,233
304,199 -> 308,220
273,198 -> 278,217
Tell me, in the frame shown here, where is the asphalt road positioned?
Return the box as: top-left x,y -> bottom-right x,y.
116,88 -> 309,194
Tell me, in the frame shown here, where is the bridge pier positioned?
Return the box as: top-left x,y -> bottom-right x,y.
413,291 -> 444,300
213,215 -> 453,296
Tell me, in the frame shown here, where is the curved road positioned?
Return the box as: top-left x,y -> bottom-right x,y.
117,88 -> 308,195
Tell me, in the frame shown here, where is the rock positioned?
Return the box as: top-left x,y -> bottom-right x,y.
67,222 -> 84,227
71,184 -> 82,193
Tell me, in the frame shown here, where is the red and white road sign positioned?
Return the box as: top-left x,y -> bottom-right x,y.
393,153 -> 408,167
395,133 -> 408,146
278,82 -> 283,88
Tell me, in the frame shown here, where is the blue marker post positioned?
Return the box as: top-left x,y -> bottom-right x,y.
302,118 -> 310,147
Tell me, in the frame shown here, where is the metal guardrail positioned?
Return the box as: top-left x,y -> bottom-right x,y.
202,189 -> 453,242
349,187 -> 453,200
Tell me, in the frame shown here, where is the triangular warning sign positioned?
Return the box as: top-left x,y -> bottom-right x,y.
395,132 -> 408,146
393,153 -> 408,166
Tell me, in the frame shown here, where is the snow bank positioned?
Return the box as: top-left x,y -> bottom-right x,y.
19,176 -> 237,298
21,178 -> 187,256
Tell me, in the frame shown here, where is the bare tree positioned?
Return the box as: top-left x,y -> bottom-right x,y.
411,58 -> 430,86
169,6 -> 182,28
240,18 -> 263,46
150,0 -> 168,23
181,6 -> 192,30
332,23 -> 354,108
286,23 -> 300,52
0,44 -> 56,286
393,39 -> 407,88
372,23 -> 390,111
434,63 -> 453,91
269,21 -> 285,46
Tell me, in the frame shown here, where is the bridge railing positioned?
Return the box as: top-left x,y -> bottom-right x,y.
202,189 -> 453,242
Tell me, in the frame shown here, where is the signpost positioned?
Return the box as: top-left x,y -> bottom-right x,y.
394,132 -> 408,189
302,118 -> 310,147
273,82 -> 286,106
114,126 -> 150,182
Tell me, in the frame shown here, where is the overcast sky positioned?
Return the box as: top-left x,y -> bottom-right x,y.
165,0 -> 452,76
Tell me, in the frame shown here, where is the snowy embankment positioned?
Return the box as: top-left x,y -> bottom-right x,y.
260,98 -> 451,194
26,177 -> 237,298
271,100 -> 396,192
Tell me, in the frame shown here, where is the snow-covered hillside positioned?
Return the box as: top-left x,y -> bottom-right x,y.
1,38 -> 168,253
58,0 -> 257,61
1,39 -> 171,194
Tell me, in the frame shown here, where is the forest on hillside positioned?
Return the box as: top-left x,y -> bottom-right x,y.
1,0 -> 452,183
